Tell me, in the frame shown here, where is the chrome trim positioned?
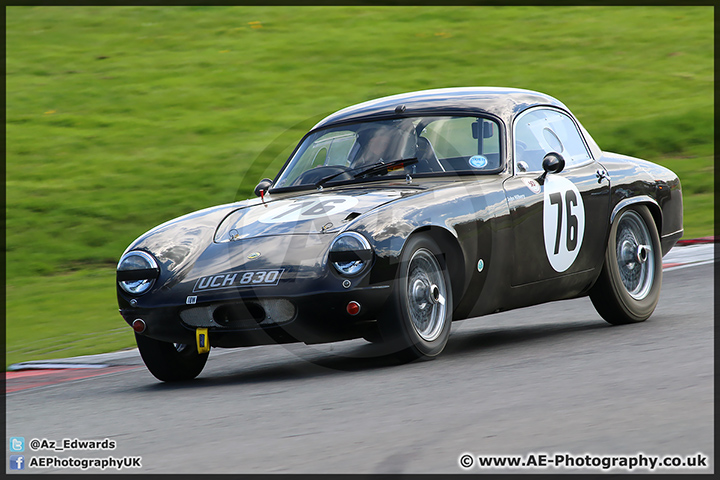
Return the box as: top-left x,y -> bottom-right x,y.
117,250 -> 158,271
117,250 -> 159,296
610,196 -> 660,224
329,231 -> 373,276
661,228 -> 684,240
331,231 -> 372,251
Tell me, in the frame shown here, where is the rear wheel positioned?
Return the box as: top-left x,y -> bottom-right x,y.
590,205 -> 662,325
135,333 -> 209,382
379,234 -> 453,360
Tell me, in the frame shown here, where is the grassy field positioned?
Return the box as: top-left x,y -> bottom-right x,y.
6,6 -> 713,367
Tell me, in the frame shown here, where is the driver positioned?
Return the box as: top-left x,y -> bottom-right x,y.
351,121 -> 417,169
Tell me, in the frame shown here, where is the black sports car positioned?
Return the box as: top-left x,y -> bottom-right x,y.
117,87 -> 683,381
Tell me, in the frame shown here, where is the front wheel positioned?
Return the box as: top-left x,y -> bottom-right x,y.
135,333 -> 209,382
590,205 -> 662,325
378,234 -> 453,360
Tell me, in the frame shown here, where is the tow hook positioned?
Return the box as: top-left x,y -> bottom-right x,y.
196,328 -> 210,354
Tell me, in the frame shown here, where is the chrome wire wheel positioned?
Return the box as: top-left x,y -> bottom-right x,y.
615,210 -> 655,300
377,234 -> 452,360
589,205 -> 662,325
405,248 -> 447,342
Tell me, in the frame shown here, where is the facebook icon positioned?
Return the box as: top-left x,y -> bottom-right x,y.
10,455 -> 25,470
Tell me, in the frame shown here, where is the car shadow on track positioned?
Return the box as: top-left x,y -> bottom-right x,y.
443,319 -> 611,357
134,317 -> 614,391
138,343 -> 409,391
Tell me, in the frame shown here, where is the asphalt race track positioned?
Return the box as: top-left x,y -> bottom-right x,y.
5,261 -> 714,474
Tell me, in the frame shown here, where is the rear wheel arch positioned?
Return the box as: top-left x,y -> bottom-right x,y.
610,195 -> 662,240
647,203 -> 663,239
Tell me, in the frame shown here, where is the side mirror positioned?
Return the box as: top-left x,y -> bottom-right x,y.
254,178 -> 273,197
537,152 -> 565,185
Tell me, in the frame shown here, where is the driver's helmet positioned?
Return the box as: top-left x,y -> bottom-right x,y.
350,120 -> 417,169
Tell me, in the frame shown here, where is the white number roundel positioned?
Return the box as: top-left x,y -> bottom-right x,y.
542,176 -> 585,272
258,196 -> 359,224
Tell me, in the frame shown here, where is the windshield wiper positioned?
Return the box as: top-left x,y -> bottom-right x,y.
352,157 -> 418,179
314,157 -> 418,189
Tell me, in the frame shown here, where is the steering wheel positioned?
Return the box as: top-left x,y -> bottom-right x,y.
291,165 -> 352,186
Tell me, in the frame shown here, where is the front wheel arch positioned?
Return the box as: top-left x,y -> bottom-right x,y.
377,233 -> 454,360
412,226 -> 465,313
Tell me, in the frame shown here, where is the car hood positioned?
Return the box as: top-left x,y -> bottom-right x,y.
214,187 -> 419,241
125,186 -> 422,291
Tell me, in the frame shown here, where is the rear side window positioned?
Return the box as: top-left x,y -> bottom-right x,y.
514,108 -> 591,172
419,116 -> 502,172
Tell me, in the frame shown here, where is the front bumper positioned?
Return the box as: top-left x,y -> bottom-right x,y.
119,285 -> 392,348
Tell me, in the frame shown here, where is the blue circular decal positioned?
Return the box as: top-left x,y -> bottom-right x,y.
469,155 -> 488,169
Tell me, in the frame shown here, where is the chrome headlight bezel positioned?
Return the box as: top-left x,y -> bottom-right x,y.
328,232 -> 373,276
117,250 -> 160,296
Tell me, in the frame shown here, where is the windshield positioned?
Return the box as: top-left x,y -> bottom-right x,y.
273,116 -> 502,190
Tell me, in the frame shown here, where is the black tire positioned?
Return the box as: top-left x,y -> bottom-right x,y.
590,205 -> 662,325
378,234 -> 453,361
135,333 -> 209,382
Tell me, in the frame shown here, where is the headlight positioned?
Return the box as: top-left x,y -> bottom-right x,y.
117,250 -> 160,295
328,232 -> 373,276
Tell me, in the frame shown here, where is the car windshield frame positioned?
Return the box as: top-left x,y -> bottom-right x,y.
269,114 -> 506,194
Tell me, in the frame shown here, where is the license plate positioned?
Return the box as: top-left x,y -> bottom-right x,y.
193,269 -> 284,292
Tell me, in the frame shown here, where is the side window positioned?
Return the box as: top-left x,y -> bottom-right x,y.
420,117 -> 501,171
514,109 -> 591,173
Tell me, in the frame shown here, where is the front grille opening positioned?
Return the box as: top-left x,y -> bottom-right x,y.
213,303 -> 265,327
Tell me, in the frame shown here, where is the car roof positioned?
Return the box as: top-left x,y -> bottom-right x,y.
312,87 -> 569,130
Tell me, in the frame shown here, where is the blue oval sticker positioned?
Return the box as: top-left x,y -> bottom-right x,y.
469,155 -> 488,169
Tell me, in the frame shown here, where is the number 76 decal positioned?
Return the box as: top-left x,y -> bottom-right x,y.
542,176 -> 585,272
